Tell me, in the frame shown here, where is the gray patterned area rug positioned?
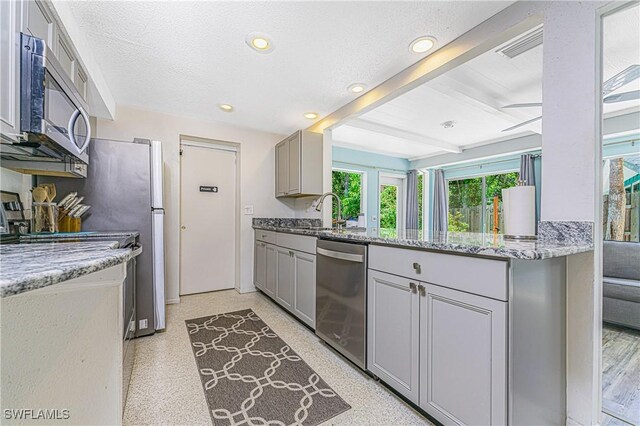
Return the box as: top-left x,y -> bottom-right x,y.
185,309 -> 351,425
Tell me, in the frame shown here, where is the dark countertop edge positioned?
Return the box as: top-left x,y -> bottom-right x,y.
252,225 -> 594,260
0,249 -> 133,298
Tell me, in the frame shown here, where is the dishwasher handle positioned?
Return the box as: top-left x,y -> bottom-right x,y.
317,247 -> 364,263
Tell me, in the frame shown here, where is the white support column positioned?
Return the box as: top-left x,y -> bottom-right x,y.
541,2 -> 604,425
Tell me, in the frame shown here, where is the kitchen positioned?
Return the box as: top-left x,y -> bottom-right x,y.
1,1 -> 639,425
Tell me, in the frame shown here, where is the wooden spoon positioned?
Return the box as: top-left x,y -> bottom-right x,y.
32,187 -> 47,232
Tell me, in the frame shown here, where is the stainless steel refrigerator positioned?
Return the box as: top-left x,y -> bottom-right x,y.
41,138 -> 166,337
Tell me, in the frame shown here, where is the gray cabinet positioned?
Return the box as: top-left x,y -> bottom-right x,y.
276,142 -> 289,197
254,232 -> 316,328
292,250 -> 315,328
276,247 -> 294,310
419,283 -> 507,425
367,270 -> 419,404
254,241 -> 267,291
275,130 -> 323,198
368,246 -> 508,425
23,0 -> 55,48
1,0 -> 20,141
265,244 -> 277,298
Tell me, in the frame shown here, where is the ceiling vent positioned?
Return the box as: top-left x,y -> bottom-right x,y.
496,27 -> 543,59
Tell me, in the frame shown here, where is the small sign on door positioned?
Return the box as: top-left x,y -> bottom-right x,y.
200,186 -> 218,193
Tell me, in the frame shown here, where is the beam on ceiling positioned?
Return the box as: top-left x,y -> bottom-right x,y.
308,2 -> 544,134
345,119 -> 462,153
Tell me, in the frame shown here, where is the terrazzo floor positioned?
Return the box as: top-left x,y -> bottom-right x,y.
124,289 -> 432,425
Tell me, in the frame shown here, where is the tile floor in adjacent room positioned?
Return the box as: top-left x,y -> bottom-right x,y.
124,289 -> 431,425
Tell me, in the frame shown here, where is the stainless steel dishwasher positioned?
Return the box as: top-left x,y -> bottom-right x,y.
316,239 -> 368,370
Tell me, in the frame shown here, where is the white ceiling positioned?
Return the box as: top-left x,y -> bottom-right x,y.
66,1 -> 514,135
333,4 -> 640,159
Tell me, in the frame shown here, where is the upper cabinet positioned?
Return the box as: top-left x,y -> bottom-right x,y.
1,0 -> 108,143
275,130 -> 323,198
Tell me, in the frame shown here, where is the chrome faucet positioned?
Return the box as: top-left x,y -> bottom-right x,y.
315,192 -> 345,229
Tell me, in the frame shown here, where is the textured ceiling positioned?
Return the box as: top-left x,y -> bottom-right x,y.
334,4 -> 640,159
66,1 -> 514,135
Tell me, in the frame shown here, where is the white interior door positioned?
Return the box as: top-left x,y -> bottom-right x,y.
180,143 -> 237,295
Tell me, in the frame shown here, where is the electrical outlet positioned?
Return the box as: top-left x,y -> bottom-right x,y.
243,205 -> 254,215
139,319 -> 148,329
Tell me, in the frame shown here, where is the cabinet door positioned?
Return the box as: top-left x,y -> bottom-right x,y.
292,250 -> 315,328
254,240 -> 266,291
23,0 -> 55,47
276,141 -> 289,197
367,270 -> 419,404
288,133 -> 301,194
276,247 -> 293,310
55,34 -> 75,78
1,0 -> 19,139
265,244 -> 277,297
419,283 -> 507,426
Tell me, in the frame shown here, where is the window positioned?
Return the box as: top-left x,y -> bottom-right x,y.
331,170 -> 364,225
447,171 -> 519,234
603,154 -> 640,242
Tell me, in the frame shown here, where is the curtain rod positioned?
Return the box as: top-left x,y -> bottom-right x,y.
427,153 -> 540,172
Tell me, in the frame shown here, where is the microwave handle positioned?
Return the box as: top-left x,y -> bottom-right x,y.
68,107 -> 92,154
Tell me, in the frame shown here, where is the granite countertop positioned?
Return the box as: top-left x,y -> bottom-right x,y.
21,231 -> 140,240
1,241 -> 134,298
252,224 -> 594,260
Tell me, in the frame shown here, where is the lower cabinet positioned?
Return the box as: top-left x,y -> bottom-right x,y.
292,250 -> 316,328
419,284 -> 507,426
367,270 -> 419,404
254,241 -> 267,291
276,247 -> 294,310
265,244 -> 277,298
368,269 -> 507,425
254,234 -> 316,328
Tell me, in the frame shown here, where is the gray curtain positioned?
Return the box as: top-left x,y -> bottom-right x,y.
519,154 -> 536,186
406,170 -> 419,229
520,153 -> 539,229
432,169 -> 448,233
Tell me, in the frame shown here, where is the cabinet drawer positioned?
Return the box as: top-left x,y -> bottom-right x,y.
369,245 -> 508,301
276,233 -> 316,255
255,230 -> 276,244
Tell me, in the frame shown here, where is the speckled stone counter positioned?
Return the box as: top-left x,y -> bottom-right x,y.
252,224 -> 593,260
0,241 -> 134,297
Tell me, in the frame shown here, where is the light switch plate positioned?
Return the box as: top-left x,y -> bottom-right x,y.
243,205 -> 254,215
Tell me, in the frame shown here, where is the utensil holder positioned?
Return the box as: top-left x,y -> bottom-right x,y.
32,202 -> 58,233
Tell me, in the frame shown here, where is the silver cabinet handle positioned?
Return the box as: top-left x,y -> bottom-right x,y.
409,282 -> 417,293
289,250 -> 294,257
317,247 -> 364,263
418,284 -> 426,296
413,262 -> 422,274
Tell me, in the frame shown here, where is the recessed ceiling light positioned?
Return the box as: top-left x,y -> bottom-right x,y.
409,36 -> 437,54
348,83 -> 367,94
246,32 -> 274,53
304,112 -> 318,120
440,120 -> 456,129
219,104 -> 234,112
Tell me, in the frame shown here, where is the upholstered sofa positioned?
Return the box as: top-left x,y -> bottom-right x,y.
603,240 -> 640,330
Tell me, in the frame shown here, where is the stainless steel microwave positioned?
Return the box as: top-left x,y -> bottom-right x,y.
0,33 -> 91,177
